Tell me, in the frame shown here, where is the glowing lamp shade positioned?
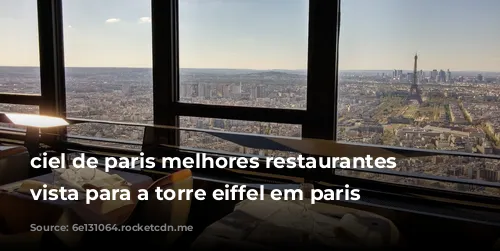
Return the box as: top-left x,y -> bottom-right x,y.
4,113 -> 69,128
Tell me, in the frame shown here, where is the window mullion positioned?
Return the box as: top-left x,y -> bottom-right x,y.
149,0 -> 180,152
303,0 -> 339,141
37,0 -> 67,146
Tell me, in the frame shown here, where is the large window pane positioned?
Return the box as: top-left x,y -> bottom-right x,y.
0,0 -> 40,94
178,0 -> 308,110
178,0 -> 307,154
62,0 -> 152,142
337,0 -> 500,194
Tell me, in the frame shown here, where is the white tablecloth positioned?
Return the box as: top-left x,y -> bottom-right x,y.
192,195 -> 399,250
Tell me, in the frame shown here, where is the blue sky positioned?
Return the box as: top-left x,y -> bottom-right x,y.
1,0 -> 499,71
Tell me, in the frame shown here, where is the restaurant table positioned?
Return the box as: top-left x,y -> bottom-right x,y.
0,169 -> 153,247
191,194 -> 400,250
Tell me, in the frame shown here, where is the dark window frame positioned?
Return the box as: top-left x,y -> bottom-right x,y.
148,0 -> 338,155
2,0 -> 338,143
2,0 -> 500,204
0,93 -> 42,106
37,0 -> 67,147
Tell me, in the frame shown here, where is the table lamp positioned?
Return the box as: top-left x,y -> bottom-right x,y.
0,112 -> 69,159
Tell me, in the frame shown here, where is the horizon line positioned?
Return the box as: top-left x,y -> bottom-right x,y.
0,65 -> 306,71
1,65 -> 499,73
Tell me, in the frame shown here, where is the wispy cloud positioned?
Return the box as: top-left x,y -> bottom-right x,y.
67,25 -> 73,28
138,17 -> 151,24
105,18 -> 120,23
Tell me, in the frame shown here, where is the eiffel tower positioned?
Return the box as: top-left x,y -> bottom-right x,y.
407,54 -> 423,104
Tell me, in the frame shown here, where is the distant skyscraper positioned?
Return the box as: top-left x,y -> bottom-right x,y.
256,86 -> 266,98
231,82 -> 242,94
439,70 -> 446,82
407,73 -> 414,82
197,83 -> 205,97
250,87 -> 258,99
180,84 -> 186,97
446,69 -> 451,83
222,85 -> 231,98
431,70 -> 438,82
477,74 -> 483,82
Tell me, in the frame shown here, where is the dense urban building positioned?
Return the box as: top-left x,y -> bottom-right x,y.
2,53 -> 500,196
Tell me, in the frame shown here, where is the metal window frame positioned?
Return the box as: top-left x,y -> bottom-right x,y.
3,0 -> 499,204
36,0 -> 67,148
150,0 -> 338,147
37,0 -> 66,118
303,0 -> 338,141
3,0 -> 339,146
0,93 -> 42,106
0,0 -> 66,144
150,0 -> 179,149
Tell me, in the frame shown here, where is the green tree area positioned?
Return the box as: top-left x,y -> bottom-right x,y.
374,97 -> 404,123
432,105 -> 442,121
482,122 -> 500,147
457,100 -> 473,123
444,104 -> 455,122
381,128 -> 396,145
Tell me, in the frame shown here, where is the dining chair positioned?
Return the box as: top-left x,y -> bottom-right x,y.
0,192 -> 63,250
0,146 -> 31,186
80,169 -> 194,249
0,192 -> 63,232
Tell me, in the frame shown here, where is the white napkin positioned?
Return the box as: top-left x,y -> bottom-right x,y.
16,180 -> 59,194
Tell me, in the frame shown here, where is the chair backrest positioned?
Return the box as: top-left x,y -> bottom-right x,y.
129,169 -> 193,247
0,146 -> 31,186
0,192 -> 64,234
